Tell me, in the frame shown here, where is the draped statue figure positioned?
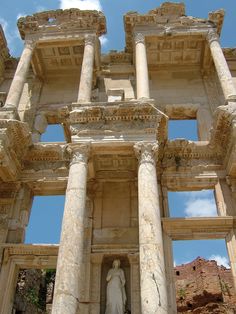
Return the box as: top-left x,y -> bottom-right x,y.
105,259 -> 126,314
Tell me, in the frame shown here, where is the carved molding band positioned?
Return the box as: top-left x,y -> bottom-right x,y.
67,144 -> 91,165
134,142 -> 159,165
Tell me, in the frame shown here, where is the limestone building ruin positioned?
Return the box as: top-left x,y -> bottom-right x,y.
0,2 -> 236,313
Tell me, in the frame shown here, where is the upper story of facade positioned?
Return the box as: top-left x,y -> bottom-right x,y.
0,2 -> 236,185
0,2 -> 235,114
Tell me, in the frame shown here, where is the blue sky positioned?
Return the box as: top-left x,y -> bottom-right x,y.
0,0 -> 236,56
1,0 -> 234,268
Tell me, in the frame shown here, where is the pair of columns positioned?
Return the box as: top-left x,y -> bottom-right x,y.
134,29 -> 236,102
51,142 -> 168,314
4,35 -> 96,109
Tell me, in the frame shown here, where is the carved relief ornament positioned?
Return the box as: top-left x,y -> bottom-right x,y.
67,144 -> 91,165
134,32 -> 145,45
84,34 -> 96,46
206,29 -> 219,44
134,142 -> 159,165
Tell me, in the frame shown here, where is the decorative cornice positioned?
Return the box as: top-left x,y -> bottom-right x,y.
70,102 -> 164,124
134,141 -> 159,165
223,48 -> 236,60
24,143 -> 66,162
208,9 -> 225,35
101,51 -> 132,65
17,9 -> 106,39
69,102 -> 168,143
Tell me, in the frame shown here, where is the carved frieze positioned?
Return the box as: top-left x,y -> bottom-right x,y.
162,139 -> 223,171
24,143 -> 66,162
0,120 -> 32,181
70,101 -> 168,143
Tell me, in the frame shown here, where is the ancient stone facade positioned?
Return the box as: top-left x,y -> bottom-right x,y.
0,2 -> 236,313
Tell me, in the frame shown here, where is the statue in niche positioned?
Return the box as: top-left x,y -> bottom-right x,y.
105,259 -> 126,314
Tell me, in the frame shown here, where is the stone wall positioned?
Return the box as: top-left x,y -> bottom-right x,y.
175,257 -> 236,313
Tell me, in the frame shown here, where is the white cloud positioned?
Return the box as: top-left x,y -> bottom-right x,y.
17,13 -> 26,20
209,254 -> 230,268
100,35 -> 108,46
183,190 -> 217,217
0,16 -> 22,55
59,0 -> 102,11
0,17 -> 8,34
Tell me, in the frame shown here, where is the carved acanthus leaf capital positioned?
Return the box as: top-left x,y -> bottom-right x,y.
134,141 -> 159,165
206,29 -> 219,44
134,32 -> 146,45
67,143 -> 91,164
24,38 -> 37,50
84,34 -> 96,46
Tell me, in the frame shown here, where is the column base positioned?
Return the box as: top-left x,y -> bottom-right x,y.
225,96 -> 236,105
0,106 -> 19,120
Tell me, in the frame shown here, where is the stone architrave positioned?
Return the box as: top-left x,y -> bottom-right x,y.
207,30 -> 236,102
134,33 -> 150,100
134,142 -> 168,314
77,35 -> 96,103
5,39 -> 36,109
51,144 -> 90,314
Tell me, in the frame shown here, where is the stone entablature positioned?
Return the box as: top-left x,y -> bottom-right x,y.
17,9 -> 106,40
124,2 -> 224,53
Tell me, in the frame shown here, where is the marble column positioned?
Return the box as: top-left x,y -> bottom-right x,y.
134,33 -> 150,100
134,142 -> 168,314
207,30 -> 236,102
77,35 -> 95,103
226,230 -> 236,292
5,39 -> 35,109
51,144 -> 90,314
196,106 -> 213,141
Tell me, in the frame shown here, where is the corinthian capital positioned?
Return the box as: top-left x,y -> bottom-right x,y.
134,142 -> 159,165
67,143 -> 91,164
24,38 -> 37,50
84,34 -> 96,46
134,32 -> 145,45
206,29 -> 219,44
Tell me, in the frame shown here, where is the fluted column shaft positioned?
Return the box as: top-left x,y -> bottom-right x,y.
207,30 -> 236,102
134,142 -> 168,314
5,39 -> 35,108
77,35 -> 95,103
135,33 -> 150,99
52,144 -> 90,314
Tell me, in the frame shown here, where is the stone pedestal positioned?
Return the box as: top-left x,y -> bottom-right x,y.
134,142 -> 168,314
134,33 -> 150,100
207,30 -> 236,102
77,35 -> 95,103
5,39 -> 35,109
51,144 -> 90,314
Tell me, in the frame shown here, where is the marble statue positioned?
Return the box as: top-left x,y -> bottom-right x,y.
105,259 -> 126,314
